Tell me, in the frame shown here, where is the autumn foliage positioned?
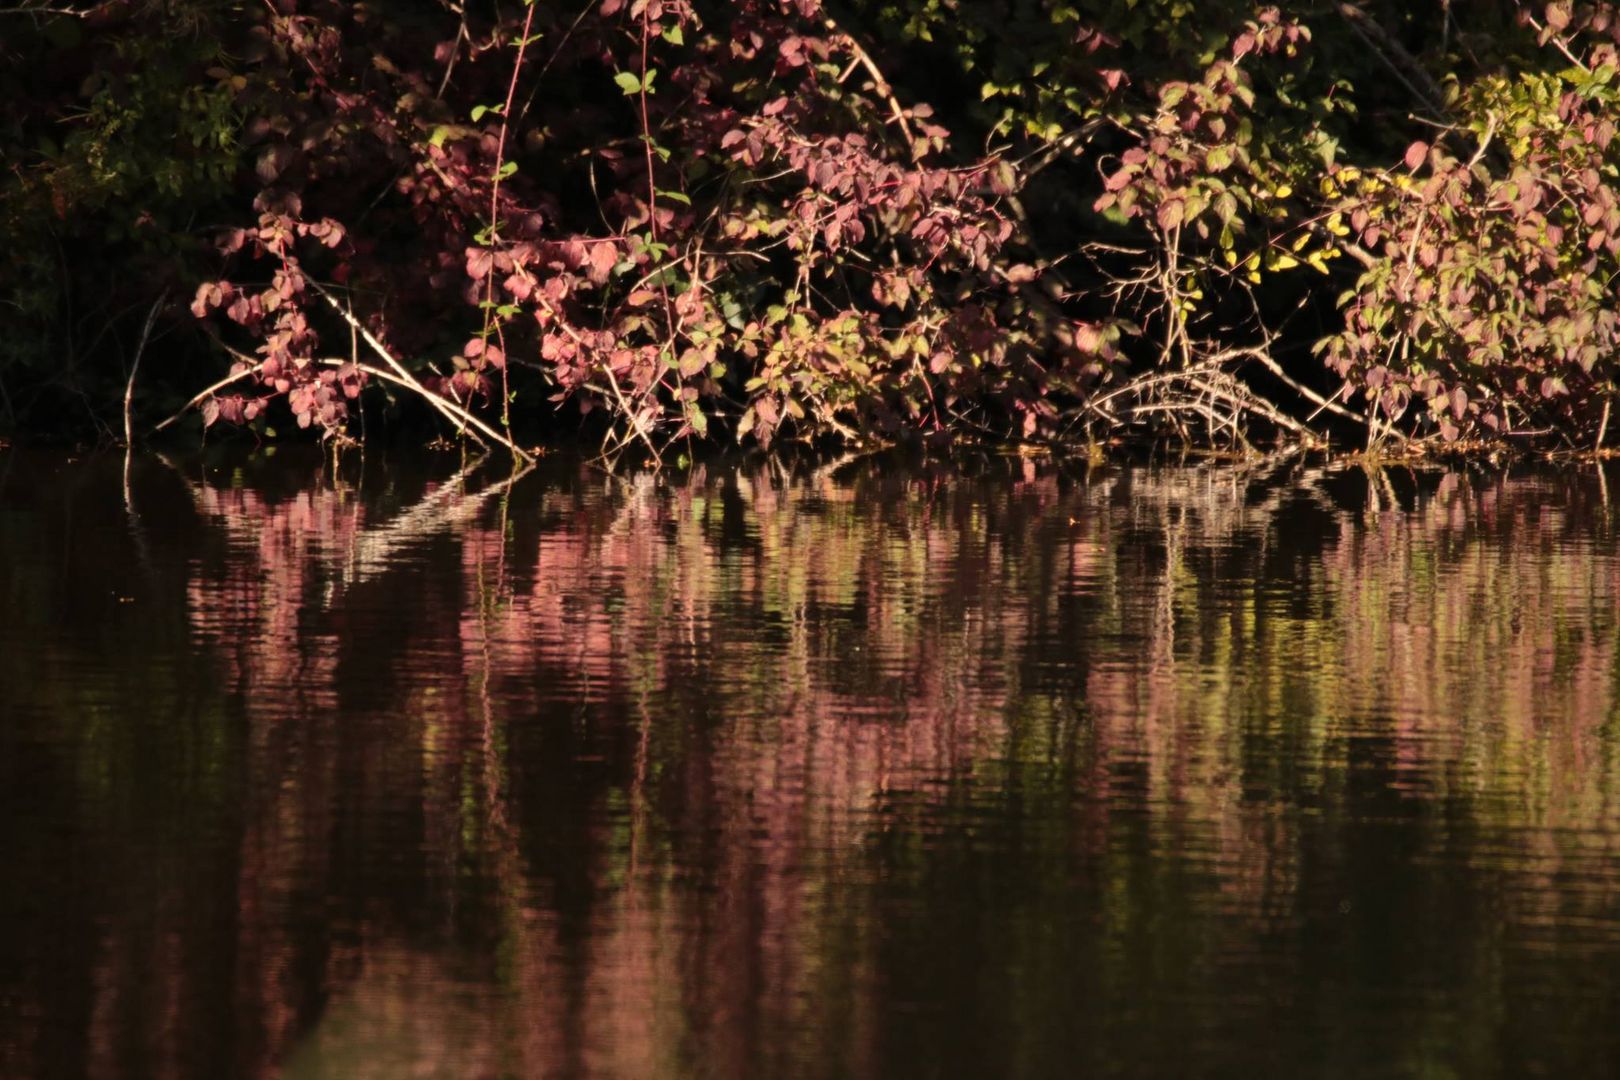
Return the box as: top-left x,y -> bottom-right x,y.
3,1 -> 1620,452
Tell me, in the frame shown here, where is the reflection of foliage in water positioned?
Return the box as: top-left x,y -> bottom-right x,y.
3,453 -> 1620,1078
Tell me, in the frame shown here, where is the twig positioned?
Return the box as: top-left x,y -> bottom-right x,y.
1334,2 -> 1451,117
1523,13 -> 1591,73
478,0 -> 537,443
1214,345 -> 1368,427
436,4 -> 469,98
123,292 -> 166,446
823,14 -> 916,148
601,363 -> 663,465
0,4 -> 92,16
309,282 -> 534,463
153,357 -> 265,433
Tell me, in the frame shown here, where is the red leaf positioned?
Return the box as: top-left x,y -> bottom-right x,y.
1403,141 -> 1429,170
587,242 -> 618,285
190,282 -> 224,318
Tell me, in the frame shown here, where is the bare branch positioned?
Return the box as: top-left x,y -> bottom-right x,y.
823,13 -> 917,148
309,281 -> 534,463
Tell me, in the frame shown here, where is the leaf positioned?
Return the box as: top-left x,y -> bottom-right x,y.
190,282 -> 223,318
1403,140 -> 1429,170
614,71 -> 642,95
1004,264 -> 1039,284
662,24 -> 684,45
658,188 -> 692,205
587,242 -> 618,284
1156,198 -> 1185,232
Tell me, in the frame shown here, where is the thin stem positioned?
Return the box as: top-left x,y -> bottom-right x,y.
478,1 -> 538,449
123,292 -> 166,447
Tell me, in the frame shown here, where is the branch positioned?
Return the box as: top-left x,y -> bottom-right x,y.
123,292 -> 166,446
309,282 -> 534,463
824,14 -> 917,148
1212,345 -> 1369,427
1335,2 -> 1451,117
0,4 -> 93,16
152,356 -> 264,433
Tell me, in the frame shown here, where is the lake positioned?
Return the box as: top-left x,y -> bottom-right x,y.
3,448 -> 1620,1078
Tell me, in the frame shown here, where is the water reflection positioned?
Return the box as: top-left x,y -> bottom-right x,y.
3,450 -> 1620,1078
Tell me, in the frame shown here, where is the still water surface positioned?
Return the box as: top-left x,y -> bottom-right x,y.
4,449 -> 1620,1078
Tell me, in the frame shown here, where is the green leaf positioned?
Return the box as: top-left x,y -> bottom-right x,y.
496,160 -> 518,180
614,71 -> 643,95
662,25 -> 684,46
658,188 -> 692,205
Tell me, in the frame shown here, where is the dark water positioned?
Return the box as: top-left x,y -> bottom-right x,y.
4,448 -> 1620,1079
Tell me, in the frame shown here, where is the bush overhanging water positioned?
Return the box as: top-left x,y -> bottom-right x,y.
3,1 -> 1619,455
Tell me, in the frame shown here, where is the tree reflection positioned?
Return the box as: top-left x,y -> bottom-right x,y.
3,454 -> 1620,1078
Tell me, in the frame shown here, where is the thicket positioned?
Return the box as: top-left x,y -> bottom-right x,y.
4,0 -> 1620,457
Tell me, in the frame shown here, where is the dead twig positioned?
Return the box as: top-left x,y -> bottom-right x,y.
123,291 -> 166,447
824,13 -> 917,148
153,358 -> 265,433
309,282 -> 534,463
